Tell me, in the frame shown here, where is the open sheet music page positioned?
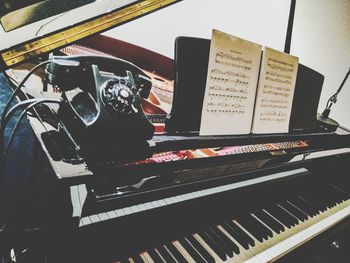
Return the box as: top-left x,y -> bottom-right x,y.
199,29 -> 262,136
251,47 -> 299,134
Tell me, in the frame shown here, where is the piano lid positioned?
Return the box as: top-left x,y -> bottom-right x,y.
0,0 -> 182,70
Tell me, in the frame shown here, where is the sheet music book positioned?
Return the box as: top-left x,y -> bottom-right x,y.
251,47 -> 299,134
199,29 -> 262,136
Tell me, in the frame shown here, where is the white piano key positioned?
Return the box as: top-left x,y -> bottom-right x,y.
186,192 -> 196,199
154,249 -> 166,262
77,184 -> 88,208
137,204 -> 148,211
232,220 -> 273,262
97,212 -> 109,221
84,168 -> 310,227
89,215 -> 100,223
81,217 -> 92,226
163,197 -> 174,204
163,245 -> 178,262
107,211 -> 117,219
192,191 -> 201,198
115,209 -> 126,217
128,205 -> 138,213
254,205 -> 350,261
158,199 -> 167,206
169,197 -> 179,203
207,188 -> 217,195
70,185 -> 81,218
122,207 -> 133,215
151,201 -> 161,208
155,200 -> 165,207
79,220 -> 85,227
217,225 -> 262,263
176,195 -> 186,202
172,240 -> 195,263
192,233 -> 224,262
140,252 -> 153,263
145,202 -> 154,209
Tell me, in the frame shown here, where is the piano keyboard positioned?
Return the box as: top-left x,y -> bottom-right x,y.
79,168 -> 309,226
112,183 -> 350,263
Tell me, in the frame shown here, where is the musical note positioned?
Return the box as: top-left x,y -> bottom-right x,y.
215,59 -> 252,71
216,52 -> 252,64
200,29 -> 263,135
268,57 -> 294,68
265,76 -> 292,84
263,84 -> 290,92
267,63 -> 293,72
262,89 -> 289,98
210,75 -> 250,86
211,69 -> 250,79
207,102 -> 245,108
251,46 -> 299,134
266,71 -> 292,80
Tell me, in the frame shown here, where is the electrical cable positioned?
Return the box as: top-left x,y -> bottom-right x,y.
0,60 -> 51,129
0,60 -> 51,243
0,63 -> 54,257
3,99 -> 61,159
0,99 -> 42,234
0,98 -> 60,236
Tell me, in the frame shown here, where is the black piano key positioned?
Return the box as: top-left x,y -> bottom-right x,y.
148,249 -> 165,263
214,226 -> 240,254
208,228 -> 234,257
157,246 -> 176,263
247,214 -> 274,238
165,242 -> 188,263
133,254 -> 144,263
236,215 -> 268,242
235,219 -> 264,242
297,196 -> 319,216
226,221 -> 255,247
253,210 -> 285,234
265,206 -> 294,228
325,186 -> 344,204
179,238 -> 206,263
186,235 -> 215,263
302,192 -> 327,212
279,201 -> 308,222
288,197 -> 315,217
313,186 -> 336,206
327,185 -> 349,203
275,205 -> 300,225
300,193 -> 321,215
199,231 -> 227,261
222,223 -> 250,249
331,182 -> 350,196
307,188 -> 332,209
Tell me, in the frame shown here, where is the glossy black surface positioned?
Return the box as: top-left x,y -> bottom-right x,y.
1,72 -> 350,262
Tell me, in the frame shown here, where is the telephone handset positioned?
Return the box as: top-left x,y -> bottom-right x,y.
45,55 -> 155,161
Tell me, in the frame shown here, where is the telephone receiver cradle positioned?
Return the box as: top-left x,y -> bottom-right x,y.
45,55 -> 155,162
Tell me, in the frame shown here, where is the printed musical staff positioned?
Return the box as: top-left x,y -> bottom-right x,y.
200,29 -> 262,135
251,47 -> 299,133
216,52 -> 253,64
211,69 -> 250,79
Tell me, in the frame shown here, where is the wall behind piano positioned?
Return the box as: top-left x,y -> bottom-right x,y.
104,0 -> 350,129
103,0 -> 291,58
291,0 -> 350,129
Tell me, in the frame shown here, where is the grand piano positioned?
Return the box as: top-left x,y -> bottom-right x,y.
0,1 -> 350,263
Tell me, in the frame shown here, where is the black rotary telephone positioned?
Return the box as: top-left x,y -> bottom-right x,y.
45,55 -> 155,162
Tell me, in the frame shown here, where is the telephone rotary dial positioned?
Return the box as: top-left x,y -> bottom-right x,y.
101,76 -> 139,116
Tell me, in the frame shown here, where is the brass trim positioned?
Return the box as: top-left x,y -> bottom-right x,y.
1,0 -> 180,67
